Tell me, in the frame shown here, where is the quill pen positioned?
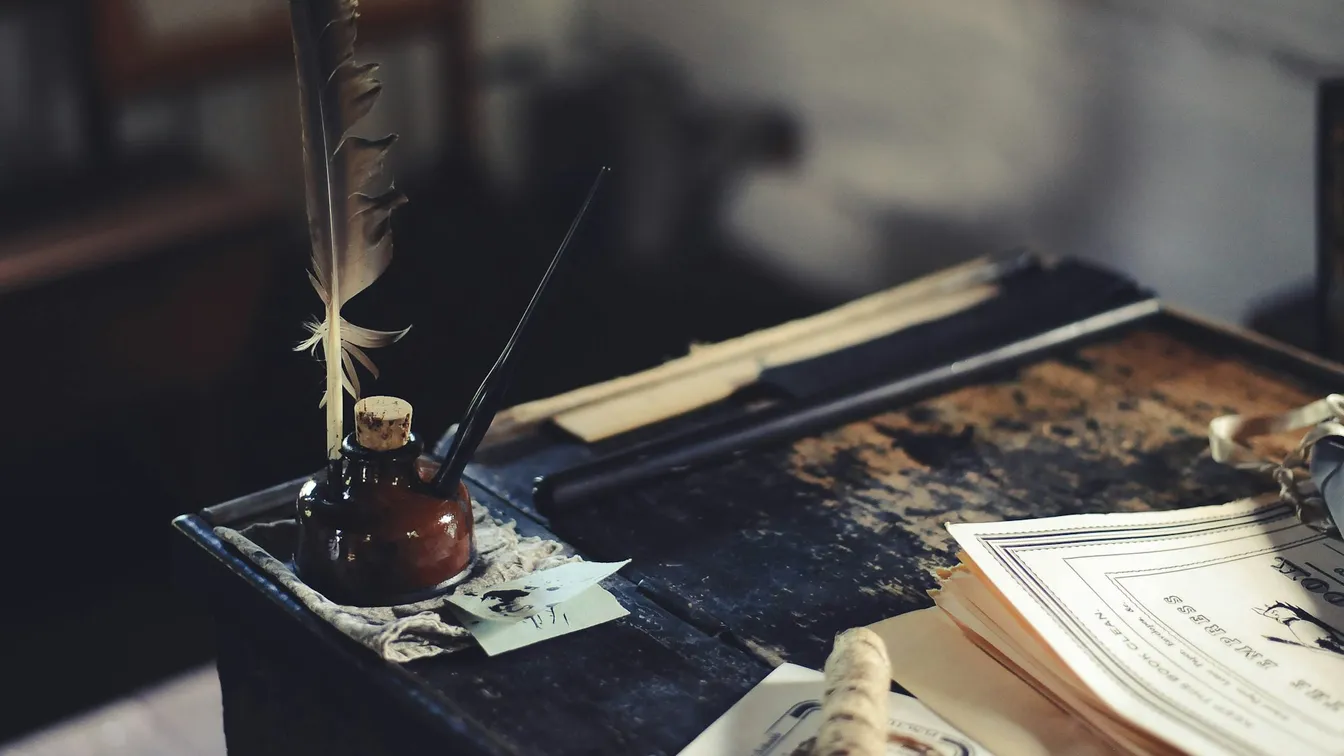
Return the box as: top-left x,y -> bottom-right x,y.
432,168 -> 609,495
289,0 -> 409,461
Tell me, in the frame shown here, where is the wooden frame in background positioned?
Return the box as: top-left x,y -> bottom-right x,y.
92,0 -> 476,159
1318,80 -> 1344,361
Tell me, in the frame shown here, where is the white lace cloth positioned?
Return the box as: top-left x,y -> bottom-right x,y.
214,501 -> 577,663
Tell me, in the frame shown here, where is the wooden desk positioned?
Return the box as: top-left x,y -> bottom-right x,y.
173,260 -> 1344,754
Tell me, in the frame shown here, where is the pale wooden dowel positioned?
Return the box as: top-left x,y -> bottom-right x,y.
813,627 -> 891,756
483,265 -> 1001,446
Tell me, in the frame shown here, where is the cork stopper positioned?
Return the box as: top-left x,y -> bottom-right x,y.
354,396 -> 413,451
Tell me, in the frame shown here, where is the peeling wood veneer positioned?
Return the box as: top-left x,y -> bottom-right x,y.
545,329 -> 1326,671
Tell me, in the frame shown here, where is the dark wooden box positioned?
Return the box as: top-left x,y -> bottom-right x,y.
174,258 -> 1344,755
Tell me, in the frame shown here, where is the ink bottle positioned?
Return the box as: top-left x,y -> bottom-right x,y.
295,396 -> 474,606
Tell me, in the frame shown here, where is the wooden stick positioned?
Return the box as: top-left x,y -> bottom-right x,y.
814,627 -> 891,756
553,284 -> 995,442
481,252 -> 1029,446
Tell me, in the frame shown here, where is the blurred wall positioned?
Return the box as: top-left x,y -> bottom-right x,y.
479,0 -> 1344,324
5,0 -> 1339,325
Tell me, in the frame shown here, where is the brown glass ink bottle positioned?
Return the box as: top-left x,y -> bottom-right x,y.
295,396 -> 474,606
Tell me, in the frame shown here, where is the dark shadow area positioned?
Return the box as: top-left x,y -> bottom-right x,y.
0,4 -> 823,743
1247,281 -> 1321,354
0,1 -> 1330,745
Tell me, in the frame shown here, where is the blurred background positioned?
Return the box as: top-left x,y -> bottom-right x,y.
1,0 -> 1342,745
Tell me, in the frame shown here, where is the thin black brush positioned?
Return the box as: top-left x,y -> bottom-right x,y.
432,167 -> 609,495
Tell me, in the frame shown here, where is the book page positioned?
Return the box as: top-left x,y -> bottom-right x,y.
677,662 -> 992,756
932,573 -> 1171,754
870,608 -> 1121,756
950,499 -> 1344,755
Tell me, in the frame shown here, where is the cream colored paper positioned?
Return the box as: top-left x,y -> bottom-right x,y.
931,573 -> 1172,754
444,559 -> 630,622
483,259 -> 1003,446
949,499 -> 1344,755
676,662 -> 991,756
1207,393 -> 1344,532
869,609 -> 1118,756
449,586 -> 629,656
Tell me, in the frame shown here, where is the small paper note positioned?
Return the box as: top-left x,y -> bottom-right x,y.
445,559 -> 631,622
451,585 -> 629,656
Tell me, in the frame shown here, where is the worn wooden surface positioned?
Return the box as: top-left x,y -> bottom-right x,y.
179,302 -> 1340,755
175,482 -> 767,756
475,325 -> 1324,673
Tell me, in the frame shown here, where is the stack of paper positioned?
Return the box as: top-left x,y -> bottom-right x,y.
873,499 -> 1344,755
677,663 -> 992,756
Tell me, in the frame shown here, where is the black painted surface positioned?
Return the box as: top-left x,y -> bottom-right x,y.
1320,78 -> 1344,360
526,260 -> 1155,512
178,266 -> 1344,754
464,318 -> 1334,673
176,480 -> 766,755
